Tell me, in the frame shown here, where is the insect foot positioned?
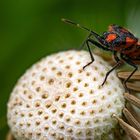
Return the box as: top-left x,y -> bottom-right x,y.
7,50 -> 125,140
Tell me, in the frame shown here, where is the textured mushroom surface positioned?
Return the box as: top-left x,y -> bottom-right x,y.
7,50 -> 125,140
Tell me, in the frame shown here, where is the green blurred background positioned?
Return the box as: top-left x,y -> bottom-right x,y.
0,0 -> 140,139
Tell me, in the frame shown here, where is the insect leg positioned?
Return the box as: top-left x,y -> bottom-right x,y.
113,51 -> 120,62
83,39 -> 94,69
79,32 -> 92,50
101,60 -> 123,86
101,52 -> 121,86
83,39 -> 110,69
121,54 -> 138,90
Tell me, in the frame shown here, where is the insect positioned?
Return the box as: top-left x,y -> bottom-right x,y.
62,18 -> 140,90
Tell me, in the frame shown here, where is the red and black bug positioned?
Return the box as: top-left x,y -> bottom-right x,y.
62,18 -> 140,90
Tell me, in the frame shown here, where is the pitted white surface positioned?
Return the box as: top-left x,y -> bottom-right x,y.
7,50 -> 125,140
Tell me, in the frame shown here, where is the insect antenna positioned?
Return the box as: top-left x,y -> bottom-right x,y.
61,18 -> 100,38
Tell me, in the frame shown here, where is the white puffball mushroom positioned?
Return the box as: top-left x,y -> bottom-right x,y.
7,50 -> 125,140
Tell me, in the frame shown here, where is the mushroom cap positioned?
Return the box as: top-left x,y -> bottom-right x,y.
7,50 -> 125,140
